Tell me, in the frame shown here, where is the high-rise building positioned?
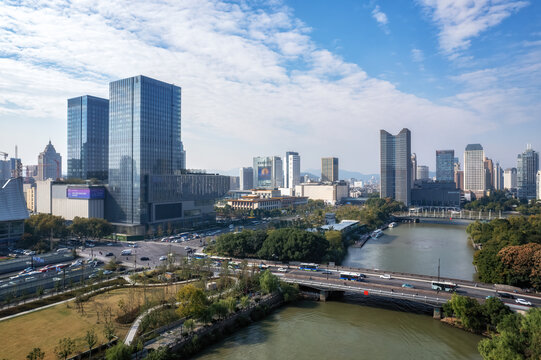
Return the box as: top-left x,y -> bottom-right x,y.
321,157 -> 339,182
107,75 -> 183,226
493,162 -> 504,190
436,150 -> 454,182
37,141 -> 62,181
464,144 -> 485,193
380,128 -> 412,205
411,153 -> 417,185
239,167 -> 253,190
253,156 -> 283,189
517,145 -> 539,200
537,170 -> 541,200
484,157 -> 494,190
285,151 -> 300,189
504,168 -> 517,190
454,170 -> 464,190
416,165 -> 429,181
67,95 -> 109,180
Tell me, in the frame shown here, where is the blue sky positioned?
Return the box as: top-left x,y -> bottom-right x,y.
1,0 -> 540,174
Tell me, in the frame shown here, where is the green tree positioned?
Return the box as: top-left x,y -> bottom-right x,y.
183,319 -> 195,335
105,343 -> 131,360
259,270 -> 279,294
176,284 -> 208,319
26,348 -> 45,360
54,337 -> 74,360
85,328 -> 98,360
447,294 -> 486,333
483,297 -> 512,331
104,320 -> 116,343
144,347 -> 169,360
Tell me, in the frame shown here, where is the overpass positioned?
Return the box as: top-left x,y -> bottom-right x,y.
392,208 -> 509,225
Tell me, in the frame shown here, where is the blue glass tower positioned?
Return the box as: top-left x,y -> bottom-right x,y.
107,76 -> 182,225
67,95 -> 109,180
436,150 -> 454,182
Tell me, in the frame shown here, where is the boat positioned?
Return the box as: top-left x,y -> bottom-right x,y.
388,222 -> 398,228
371,229 -> 383,238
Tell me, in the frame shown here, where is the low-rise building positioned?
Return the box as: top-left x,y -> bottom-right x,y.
411,181 -> 461,207
226,191 -> 308,211
294,182 -> 349,205
320,220 -> 360,234
0,178 -> 29,246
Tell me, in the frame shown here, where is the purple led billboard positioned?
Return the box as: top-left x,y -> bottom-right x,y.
67,187 -> 105,199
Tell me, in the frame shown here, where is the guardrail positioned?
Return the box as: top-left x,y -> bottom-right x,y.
0,253 -> 75,275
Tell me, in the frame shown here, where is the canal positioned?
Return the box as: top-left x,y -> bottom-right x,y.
194,223 -> 482,359
343,222 -> 477,281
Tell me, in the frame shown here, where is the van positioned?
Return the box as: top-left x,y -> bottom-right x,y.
120,249 -> 132,256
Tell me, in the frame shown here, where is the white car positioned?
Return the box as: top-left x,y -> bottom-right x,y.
159,255 -> 168,261
277,267 -> 287,273
515,298 -> 532,306
379,274 -> 392,279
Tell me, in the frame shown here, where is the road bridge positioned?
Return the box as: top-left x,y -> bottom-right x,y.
392,208 -> 510,225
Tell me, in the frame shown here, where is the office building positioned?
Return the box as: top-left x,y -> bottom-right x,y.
436,150 -> 454,182
537,170 -> 541,201
0,160 -> 10,181
464,144 -> 485,194
239,167 -> 254,190
416,165 -> 429,181
229,176 -> 240,191
253,156 -> 283,189
37,141 -> 62,181
411,181 -> 461,207
0,178 -> 28,246
295,182 -> 349,205
493,162 -> 503,191
67,95 -> 109,180
484,157 -> 494,190
380,129 -> 412,205
454,170 -> 464,191
321,157 -> 339,182
517,145 -> 539,200
504,168 -> 517,190
411,153 -> 417,186
285,151 -> 300,189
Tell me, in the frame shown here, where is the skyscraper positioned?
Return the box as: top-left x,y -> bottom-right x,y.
284,151 -> 300,189
484,157 -> 494,190
239,167 -> 253,190
411,153 -> 417,185
493,162 -> 503,191
436,150 -> 454,182
517,145 -> 539,200
37,141 -> 62,181
67,95 -> 109,180
416,165 -> 429,180
464,144 -> 485,193
253,156 -> 283,189
107,75 -> 182,225
537,170 -> 541,201
321,157 -> 339,182
380,128 -> 412,205
504,168 -> 517,190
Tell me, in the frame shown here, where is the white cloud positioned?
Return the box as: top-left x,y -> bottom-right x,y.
418,0 -> 529,58
411,48 -> 425,62
371,5 -> 390,34
0,0 -> 536,172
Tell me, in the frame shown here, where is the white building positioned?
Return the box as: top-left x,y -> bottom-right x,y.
284,151 -> 300,189
504,168 -> 517,190
493,162 -> 504,191
464,144 -> 485,194
253,156 -> 283,189
537,170 -> 541,200
239,167 -> 253,190
295,182 -> 349,205
416,165 -> 429,181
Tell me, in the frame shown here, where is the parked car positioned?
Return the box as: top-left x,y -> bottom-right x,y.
159,255 -> 168,261
497,292 -> 514,299
103,270 -> 113,275
140,256 -> 150,261
380,274 -> 392,279
105,252 -> 114,257
515,298 -> 532,306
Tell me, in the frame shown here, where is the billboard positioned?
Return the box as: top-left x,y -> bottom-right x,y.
258,166 -> 271,181
67,187 -> 105,199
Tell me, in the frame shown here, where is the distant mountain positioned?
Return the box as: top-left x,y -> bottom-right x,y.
304,169 -> 379,181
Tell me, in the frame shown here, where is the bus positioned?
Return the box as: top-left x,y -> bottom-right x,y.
299,263 -> 319,271
192,253 -> 208,259
340,272 -> 365,281
431,281 -> 457,292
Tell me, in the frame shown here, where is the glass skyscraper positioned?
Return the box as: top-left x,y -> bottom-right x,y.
380,129 -> 411,205
67,95 -> 109,180
436,150 -> 454,182
517,146 -> 539,200
321,157 -> 339,182
107,75 -> 182,225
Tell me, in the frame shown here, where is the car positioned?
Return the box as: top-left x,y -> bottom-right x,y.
515,298 -> 533,306
321,270 -> 332,274
277,267 -> 287,273
103,270 -> 113,275
106,243 -> 114,246
127,243 -> 138,248
380,274 -> 392,279
402,283 -> 414,288
498,292 -> 514,299
486,295 -> 495,300
23,250 -> 36,256
88,273 -> 98,279
184,246 -> 192,251
105,252 -> 114,257
86,243 -> 95,248
159,255 -> 168,261
140,256 -> 150,261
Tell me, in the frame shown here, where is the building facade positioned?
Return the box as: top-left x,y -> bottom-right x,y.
239,167 -> 253,190
484,157 -> 494,190
493,162 -> 503,191
380,129 -> 412,205
285,151 -> 300,189
67,95 -> 109,180
537,170 -> 541,201
416,165 -> 429,181
411,153 -> 417,186
436,150 -> 454,182
517,146 -> 539,200
0,178 -> 28,246
321,157 -> 339,182
253,156 -> 283,189
37,141 -> 62,181
295,182 -> 349,205
464,144 -> 485,194
504,168 -> 517,190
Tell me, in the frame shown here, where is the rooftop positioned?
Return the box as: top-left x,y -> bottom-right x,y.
320,220 -> 359,231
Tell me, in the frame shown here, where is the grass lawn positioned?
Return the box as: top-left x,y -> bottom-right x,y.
0,284 -> 185,360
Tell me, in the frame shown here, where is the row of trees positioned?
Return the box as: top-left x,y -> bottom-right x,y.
467,215 -> 541,289
463,190 -> 541,215
213,228 -> 346,263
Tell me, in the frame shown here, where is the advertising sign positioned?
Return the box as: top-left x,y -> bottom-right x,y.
258,166 -> 271,181
67,187 -> 105,199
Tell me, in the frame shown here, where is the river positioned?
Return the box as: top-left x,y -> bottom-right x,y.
343,222 -> 477,281
194,223 -> 482,359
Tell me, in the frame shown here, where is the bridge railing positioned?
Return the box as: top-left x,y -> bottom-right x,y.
393,209 -> 506,221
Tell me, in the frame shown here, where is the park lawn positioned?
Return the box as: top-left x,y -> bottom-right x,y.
0,284 -> 184,360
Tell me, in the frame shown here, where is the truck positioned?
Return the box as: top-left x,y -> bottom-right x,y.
120,249 -> 132,256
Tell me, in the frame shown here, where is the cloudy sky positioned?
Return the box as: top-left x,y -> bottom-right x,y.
1,0 -> 540,175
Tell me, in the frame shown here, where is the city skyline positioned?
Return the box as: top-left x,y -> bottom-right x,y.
1,1 -> 541,174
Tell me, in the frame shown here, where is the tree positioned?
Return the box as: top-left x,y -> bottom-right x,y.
26,348 -> 45,360
104,321 -> 116,344
105,343 -> 131,360
183,319 -> 195,335
176,284 -> 208,319
85,328 -> 98,359
54,337 -> 74,360
483,297 -> 512,331
144,347 -> 169,360
259,270 -> 279,294
447,293 -> 486,333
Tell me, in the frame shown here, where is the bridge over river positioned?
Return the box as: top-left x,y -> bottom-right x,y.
392,208 -> 513,225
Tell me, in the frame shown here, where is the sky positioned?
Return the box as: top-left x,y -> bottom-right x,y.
1,0 -> 541,175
